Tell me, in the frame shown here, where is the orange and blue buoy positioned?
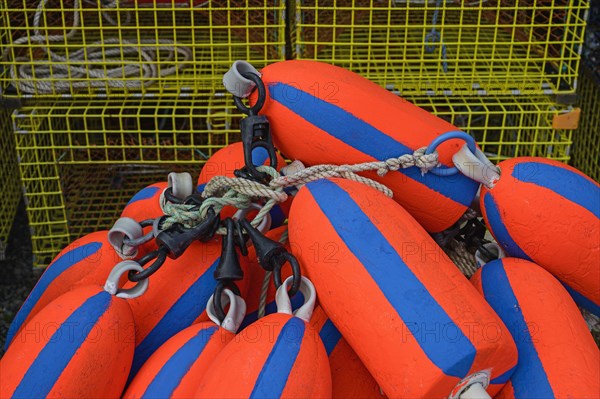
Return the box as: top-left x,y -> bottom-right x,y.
125,239 -> 249,380
310,306 -> 385,399
480,157 -> 600,316
0,285 -> 135,399
121,182 -> 167,222
471,258 -> 600,399
251,60 -> 480,233
289,178 -> 518,397
4,231 -> 125,350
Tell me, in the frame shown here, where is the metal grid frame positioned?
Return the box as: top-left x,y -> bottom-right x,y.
13,93 -> 575,266
571,67 -> 599,182
0,0 -> 286,97
291,0 -> 589,96
0,107 -> 22,260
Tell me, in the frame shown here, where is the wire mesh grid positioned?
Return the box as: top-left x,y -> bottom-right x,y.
12,92 -> 575,265
291,0 -> 588,96
0,108 -> 22,260
0,0 -> 286,97
571,67 -> 599,182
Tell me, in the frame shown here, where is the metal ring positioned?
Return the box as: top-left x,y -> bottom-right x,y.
128,248 -> 168,282
233,72 -> 266,116
425,130 -> 478,176
104,260 -> 149,299
273,252 -> 302,297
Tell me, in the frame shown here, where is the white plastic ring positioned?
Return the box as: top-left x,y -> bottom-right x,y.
275,276 -> 317,323
104,260 -> 149,299
206,288 -> 247,333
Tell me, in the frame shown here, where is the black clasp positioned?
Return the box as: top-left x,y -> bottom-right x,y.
214,218 -> 245,282
239,219 -> 301,297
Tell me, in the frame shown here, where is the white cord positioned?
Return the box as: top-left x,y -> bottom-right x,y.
2,0 -> 192,94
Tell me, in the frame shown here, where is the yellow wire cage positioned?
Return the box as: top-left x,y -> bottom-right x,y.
0,0 -> 286,97
571,67 -> 599,181
0,107 -> 22,260
12,93 -> 575,266
291,0 -> 589,96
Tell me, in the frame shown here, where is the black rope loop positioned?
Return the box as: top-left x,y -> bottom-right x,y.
233,72 -> 266,116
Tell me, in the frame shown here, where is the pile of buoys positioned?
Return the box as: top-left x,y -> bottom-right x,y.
2,60 -> 598,399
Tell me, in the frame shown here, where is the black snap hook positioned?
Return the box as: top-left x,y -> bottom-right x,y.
212,281 -> 241,324
213,218 -> 245,283
233,72 -> 266,116
272,252 -> 302,298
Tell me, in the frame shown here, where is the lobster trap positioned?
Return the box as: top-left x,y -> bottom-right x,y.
0,0 -> 285,97
291,0 -> 588,96
0,108 -> 22,260
12,92 -> 576,266
571,67 -> 599,182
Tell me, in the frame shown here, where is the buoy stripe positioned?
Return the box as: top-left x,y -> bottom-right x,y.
489,365 -> 517,384
141,326 -> 218,399
269,82 -> 476,207
562,282 -> 600,316
251,146 -> 269,166
307,179 -> 476,378
12,291 -> 112,399
512,162 -> 600,218
319,319 -> 342,357
240,292 -> 305,331
130,259 -> 219,378
5,242 -> 103,349
127,186 -> 160,206
482,192 -> 532,261
249,317 -> 305,398
480,261 -> 555,398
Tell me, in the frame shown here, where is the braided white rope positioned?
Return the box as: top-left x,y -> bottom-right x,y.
2,0 -> 192,94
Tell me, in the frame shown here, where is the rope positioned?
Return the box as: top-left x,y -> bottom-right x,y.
161,147 -> 439,231
257,229 -> 289,319
424,0 -> 448,74
2,0 -> 192,94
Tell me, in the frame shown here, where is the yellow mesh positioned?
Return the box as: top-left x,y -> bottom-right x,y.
0,108 -> 22,259
571,68 -> 600,181
0,0 -> 286,97
291,0 -> 588,95
13,93 -> 574,266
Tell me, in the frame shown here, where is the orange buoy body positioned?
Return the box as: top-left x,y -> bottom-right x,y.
251,60 -> 480,233
289,178 -> 518,398
195,312 -> 331,398
4,231 -> 127,350
121,182 -> 167,222
123,322 -> 235,399
471,258 -> 600,398
125,239 -> 249,379
480,157 -> 600,316
240,226 -> 305,330
1,285 -> 135,399
197,142 -> 290,225
310,306 -> 385,399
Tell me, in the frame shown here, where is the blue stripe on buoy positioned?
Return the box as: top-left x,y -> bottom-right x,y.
5,242 -> 103,349
561,282 -> 600,317
269,82 -> 478,207
129,259 -> 219,379
269,205 -> 287,228
481,260 -> 555,398
127,187 -> 160,206
319,319 -> 342,356
307,179 -> 476,378
141,326 -> 219,399
251,147 -> 269,167
482,192 -> 532,261
250,317 -> 305,398
196,183 -> 206,194
512,162 -> 599,218
239,292 -> 305,331
12,291 -> 112,398
490,364 -> 516,384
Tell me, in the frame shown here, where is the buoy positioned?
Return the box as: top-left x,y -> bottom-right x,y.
250,60 -> 480,233
1,285 -> 135,399
471,258 -> 600,398
288,178 -> 518,398
197,141 -> 289,225
194,277 -> 332,398
123,289 -> 246,399
125,238 -> 250,379
309,306 -> 385,399
4,230 -> 126,350
239,226 -> 305,330
480,157 -> 600,315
